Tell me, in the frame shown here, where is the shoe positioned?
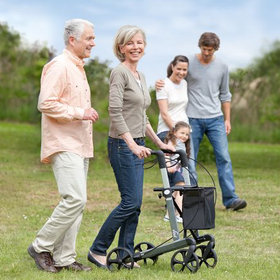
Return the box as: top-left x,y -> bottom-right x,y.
176,216 -> 183,223
133,262 -> 140,268
87,251 -> 107,269
56,261 -> 92,272
163,215 -> 183,223
226,198 -> 247,211
27,244 -> 58,273
126,262 -> 140,269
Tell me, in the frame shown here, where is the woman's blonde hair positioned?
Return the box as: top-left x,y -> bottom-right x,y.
113,25 -> 146,62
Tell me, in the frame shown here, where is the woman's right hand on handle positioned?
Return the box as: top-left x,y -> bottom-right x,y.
130,144 -> 151,159
121,132 -> 151,159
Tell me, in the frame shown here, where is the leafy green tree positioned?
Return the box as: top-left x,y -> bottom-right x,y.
84,58 -> 111,155
85,57 -> 111,131
0,22 -> 51,122
230,41 -> 280,143
1,21 -> 279,145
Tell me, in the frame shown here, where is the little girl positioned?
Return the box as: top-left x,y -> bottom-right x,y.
163,121 -> 191,223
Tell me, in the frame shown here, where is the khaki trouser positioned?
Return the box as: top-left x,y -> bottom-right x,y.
33,152 -> 89,266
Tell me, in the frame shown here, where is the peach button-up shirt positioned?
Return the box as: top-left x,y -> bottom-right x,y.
38,49 -> 93,163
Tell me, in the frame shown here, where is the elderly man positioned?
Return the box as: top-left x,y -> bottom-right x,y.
27,18 -> 98,273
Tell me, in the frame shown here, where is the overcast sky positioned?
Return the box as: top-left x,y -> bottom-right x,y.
0,0 -> 279,88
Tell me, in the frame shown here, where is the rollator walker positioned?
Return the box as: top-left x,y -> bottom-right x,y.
106,149 -> 217,273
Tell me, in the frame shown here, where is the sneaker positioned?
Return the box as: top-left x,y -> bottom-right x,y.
176,216 -> 183,223
226,198 -> 247,211
163,215 -> 183,223
163,215 -> 169,222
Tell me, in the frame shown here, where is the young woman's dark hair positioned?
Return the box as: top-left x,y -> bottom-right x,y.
167,55 -> 189,78
164,121 -> 191,157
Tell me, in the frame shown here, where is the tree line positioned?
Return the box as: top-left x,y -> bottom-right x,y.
229,41 -> 280,143
1,22 -> 279,144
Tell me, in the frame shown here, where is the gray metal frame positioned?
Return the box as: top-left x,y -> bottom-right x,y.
134,150 -> 196,262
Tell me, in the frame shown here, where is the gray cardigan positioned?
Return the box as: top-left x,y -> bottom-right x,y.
108,63 -> 151,138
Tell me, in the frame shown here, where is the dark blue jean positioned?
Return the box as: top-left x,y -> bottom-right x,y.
157,131 -> 168,142
90,137 -> 144,256
188,116 -> 238,207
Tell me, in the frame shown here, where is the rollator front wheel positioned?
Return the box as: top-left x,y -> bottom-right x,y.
134,242 -> 158,265
106,247 -> 134,271
195,245 -> 217,268
170,249 -> 199,273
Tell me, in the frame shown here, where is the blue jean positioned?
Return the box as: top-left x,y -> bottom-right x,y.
90,137 -> 144,256
157,131 -> 168,142
188,116 -> 238,207
168,170 -> 184,187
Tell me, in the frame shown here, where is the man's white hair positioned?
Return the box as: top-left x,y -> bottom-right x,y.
64,19 -> 94,46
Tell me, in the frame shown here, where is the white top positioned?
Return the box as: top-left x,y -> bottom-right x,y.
156,77 -> 189,134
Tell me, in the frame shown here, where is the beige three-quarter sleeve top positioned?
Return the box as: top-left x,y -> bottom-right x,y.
108,63 -> 151,139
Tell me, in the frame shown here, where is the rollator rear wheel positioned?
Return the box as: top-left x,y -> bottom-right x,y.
134,242 -> 158,265
195,245 -> 217,268
170,249 -> 199,273
107,247 -> 134,271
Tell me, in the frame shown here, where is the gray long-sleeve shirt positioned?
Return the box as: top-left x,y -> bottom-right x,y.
108,63 -> 151,138
186,55 -> 232,118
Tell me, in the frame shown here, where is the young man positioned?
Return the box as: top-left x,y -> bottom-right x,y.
27,19 -> 99,273
186,32 -> 246,211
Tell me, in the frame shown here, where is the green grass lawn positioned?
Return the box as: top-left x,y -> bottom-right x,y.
0,121 -> 279,280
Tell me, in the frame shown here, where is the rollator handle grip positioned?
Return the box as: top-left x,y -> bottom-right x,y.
150,150 -> 166,168
150,149 -> 189,168
160,149 -> 189,168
